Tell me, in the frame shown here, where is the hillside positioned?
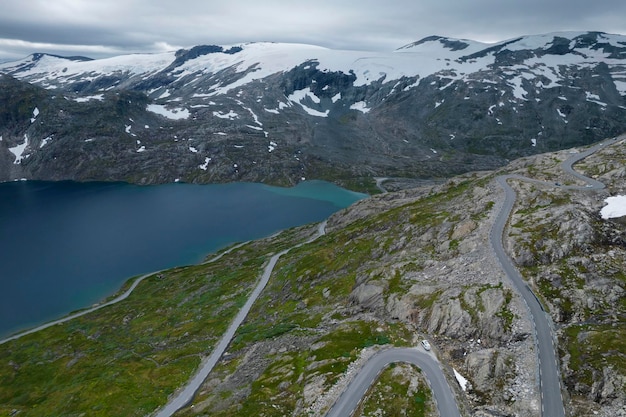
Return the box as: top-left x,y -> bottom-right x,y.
1,31 -> 625,187
1,136 -> 624,417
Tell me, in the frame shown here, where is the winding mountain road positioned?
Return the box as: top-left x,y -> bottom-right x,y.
325,348 -> 461,417
0,241 -> 245,346
491,136 -> 619,417
324,137 -> 621,417
153,221 -> 327,417
0,270 -> 161,345
3,137 -> 619,416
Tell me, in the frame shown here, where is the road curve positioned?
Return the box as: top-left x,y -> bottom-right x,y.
153,221 -> 327,417
0,270 -> 159,345
0,239 -> 246,345
325,348 -> 461,417
491,136 -> 620,417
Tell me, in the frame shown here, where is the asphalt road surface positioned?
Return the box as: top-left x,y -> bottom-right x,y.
325,347 -> 461,417
491,136 -> 620,417
153,221 -> 327,417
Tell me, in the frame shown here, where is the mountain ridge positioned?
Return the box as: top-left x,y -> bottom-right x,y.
0,31 -> 625,187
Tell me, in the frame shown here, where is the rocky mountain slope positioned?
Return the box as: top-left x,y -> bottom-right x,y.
1,136 -> 623,417
1,31 -> 625,186
177,138 -> 624,417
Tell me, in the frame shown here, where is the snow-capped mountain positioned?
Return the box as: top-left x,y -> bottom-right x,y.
1,31 -> 625,185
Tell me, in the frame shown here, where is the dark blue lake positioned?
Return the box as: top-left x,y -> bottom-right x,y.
0,180 -> 366,338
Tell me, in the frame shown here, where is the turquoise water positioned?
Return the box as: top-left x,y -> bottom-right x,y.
0,180 -> 365,337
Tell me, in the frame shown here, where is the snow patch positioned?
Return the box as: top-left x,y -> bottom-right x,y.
40,135 -> 53,148
297,104 -> 328,117
147,104 -> 190,120
601,195 -> 626,219
30,107 -> 39,123
136,146 -> 146,152
508,77 -> 528,100
287,88 -> 329,117
213,110 -> 239,120
556,108 -> 569,123
531,138 -> 537,147
585,92 -> 607,107
189,146 -> 198,153
614,80 -> 626,95
402,79 -> 420,91
73,94 -> 104,102
9,134 -> 29,164
268,141 -> 277,152
288,87 -> 321,104
242,105 -> 262,126
199,157 -> 211,170
331,93 -> 341,103
453,368 -> 469,391
350,101 -> 370,113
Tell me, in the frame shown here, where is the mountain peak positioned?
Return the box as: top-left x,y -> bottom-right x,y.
397,35 -> 475,52
30,53 -> 93,62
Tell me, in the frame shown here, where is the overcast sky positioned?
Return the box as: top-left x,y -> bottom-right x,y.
1,0 -> 625,62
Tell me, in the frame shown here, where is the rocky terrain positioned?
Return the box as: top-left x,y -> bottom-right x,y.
171,138 -> 624,417
1,31 -> 626,187
175,171 -> 538,417
504,141 -> 626,417
0,137 -> 623,417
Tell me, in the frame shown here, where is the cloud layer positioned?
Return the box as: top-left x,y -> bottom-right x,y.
1,0 -> 625,61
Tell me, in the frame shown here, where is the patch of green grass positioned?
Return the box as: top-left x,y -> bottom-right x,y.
413,290 -> 443,310
387,269 -> 406,295
0,227 -> 311,417
313,321 -> 391,362
232,322 -> 298,347
356,363 -> 433,417
563,323 -> 626,389
184,320 -> 407,417
337,177 -> 382,195
495,289 -> 516,331
470,201 -> 490,221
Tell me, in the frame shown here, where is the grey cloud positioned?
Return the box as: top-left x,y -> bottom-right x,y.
1,0 -> 625,61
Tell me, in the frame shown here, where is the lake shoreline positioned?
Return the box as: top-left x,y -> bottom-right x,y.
0,180 -> 366,337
